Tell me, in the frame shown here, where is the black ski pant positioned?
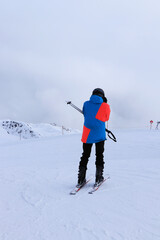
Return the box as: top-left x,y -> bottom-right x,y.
79,141 -> 105,170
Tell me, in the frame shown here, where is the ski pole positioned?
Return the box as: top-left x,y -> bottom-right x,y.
66,101 -> 83,114
66,101 -> 117,142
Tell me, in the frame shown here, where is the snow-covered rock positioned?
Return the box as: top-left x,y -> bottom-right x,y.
0,120 -> 81,139
1,120 -> 40,139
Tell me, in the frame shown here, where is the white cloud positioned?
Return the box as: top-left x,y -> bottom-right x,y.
0,0 -> 160,129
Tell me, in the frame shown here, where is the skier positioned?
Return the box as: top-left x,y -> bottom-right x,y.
77,88 -> 111,187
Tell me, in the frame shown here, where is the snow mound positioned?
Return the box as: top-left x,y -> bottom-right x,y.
1,120 -> 40,139
30,122 -> 80,137
1,120 -> 81,139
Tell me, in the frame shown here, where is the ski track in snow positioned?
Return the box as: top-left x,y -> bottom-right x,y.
0,129 -> 160,240
21,184 -> 44,207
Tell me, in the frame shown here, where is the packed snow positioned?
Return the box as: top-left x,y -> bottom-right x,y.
0,123 -> 160,240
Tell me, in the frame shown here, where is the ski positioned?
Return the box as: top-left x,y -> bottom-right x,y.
88,175 -> 110,194
70,179 -> 91,195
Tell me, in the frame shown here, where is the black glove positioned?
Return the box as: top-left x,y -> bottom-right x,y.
103,97 -> 107,103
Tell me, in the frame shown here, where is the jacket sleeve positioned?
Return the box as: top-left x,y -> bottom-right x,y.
95,103 -> 111,122
105,103 -> 111,121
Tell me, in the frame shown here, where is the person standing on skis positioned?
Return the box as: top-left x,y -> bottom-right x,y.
77,88 -> 111,187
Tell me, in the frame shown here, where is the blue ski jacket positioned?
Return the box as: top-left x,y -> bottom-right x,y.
81,95 -> 111,143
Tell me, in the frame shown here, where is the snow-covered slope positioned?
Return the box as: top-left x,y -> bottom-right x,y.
0,120 -> 79,139
1,120 -> 40,139
0,128 -> 160,240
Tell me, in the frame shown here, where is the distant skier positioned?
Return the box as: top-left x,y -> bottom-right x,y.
77,88 -> 111,187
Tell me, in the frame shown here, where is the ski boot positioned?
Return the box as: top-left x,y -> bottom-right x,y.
95,166 -> 104,186
76,166 -> 87,187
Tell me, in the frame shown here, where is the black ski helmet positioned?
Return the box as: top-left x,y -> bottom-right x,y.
92,88 -> 105,98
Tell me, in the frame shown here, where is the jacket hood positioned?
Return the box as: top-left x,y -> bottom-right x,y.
90,95 -> 103,104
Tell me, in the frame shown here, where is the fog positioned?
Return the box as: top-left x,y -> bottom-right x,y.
0,0 -> 160,130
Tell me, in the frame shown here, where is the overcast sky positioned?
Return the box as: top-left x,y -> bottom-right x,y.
0,0 -> 160,130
